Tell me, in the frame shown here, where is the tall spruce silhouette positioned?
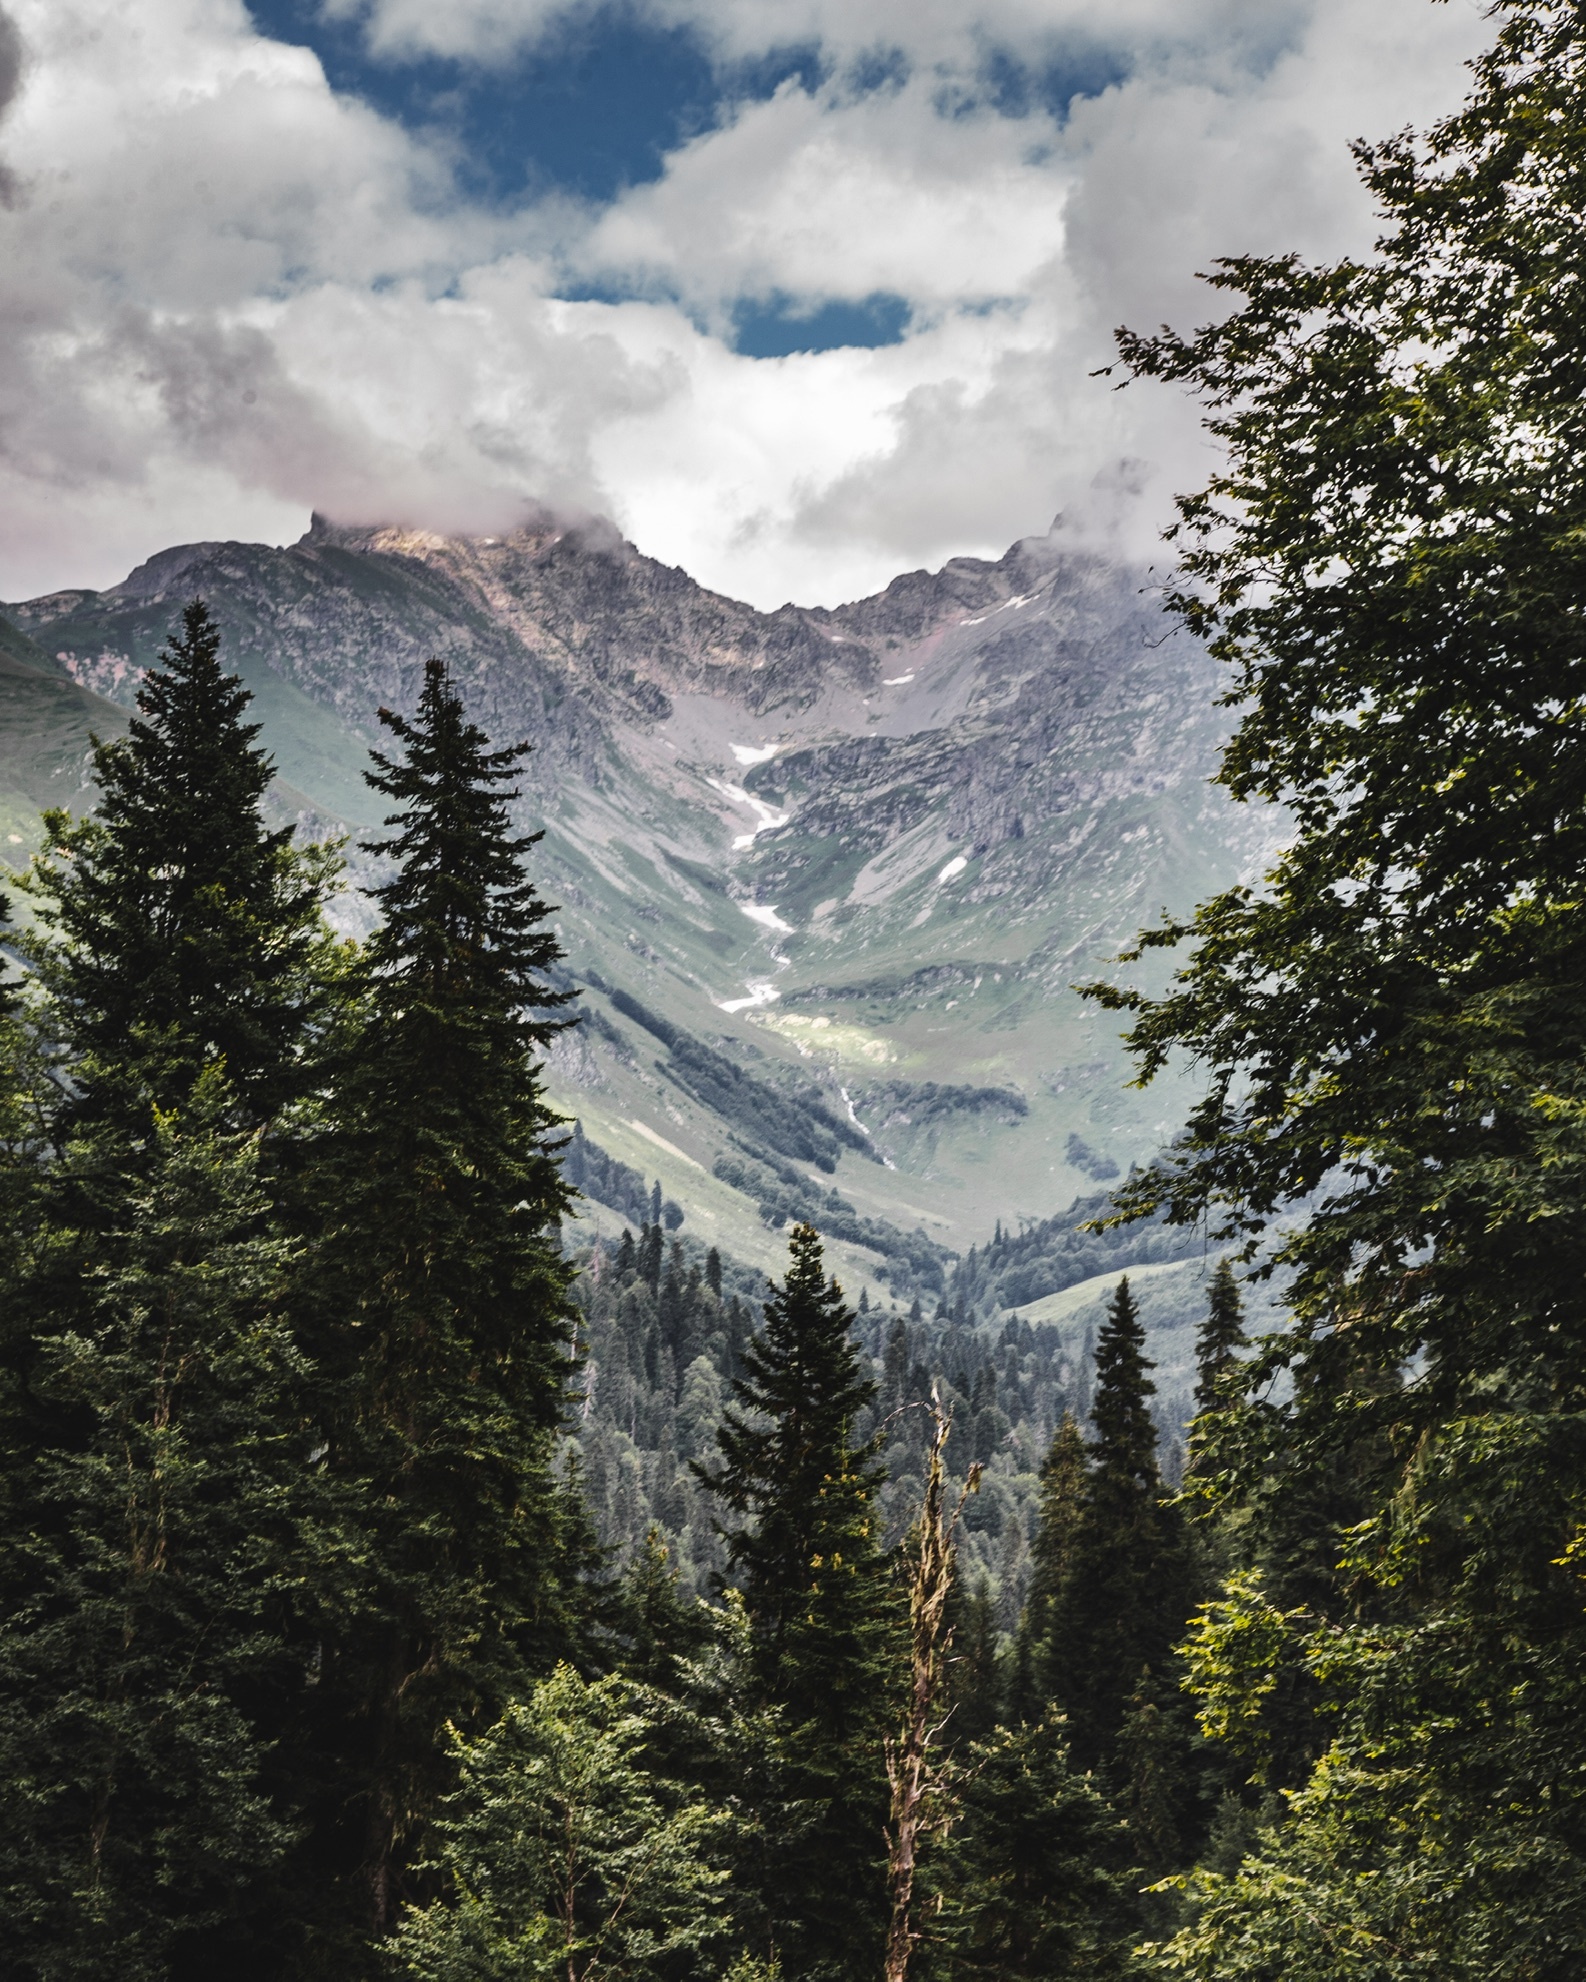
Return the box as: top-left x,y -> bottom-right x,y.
1194,1259 -> 1248,1416
298,659 -> 584,1964
700,1222 -> 894,1981
1010,1410 -> 1087,1723
0,604 -> 334,1977
1188,1259 -> 1249,1475
24,598 -> 330,1134
1051,1278 -> 1190,1768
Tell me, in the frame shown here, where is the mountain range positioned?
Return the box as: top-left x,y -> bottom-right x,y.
0,510 -> 1281,1384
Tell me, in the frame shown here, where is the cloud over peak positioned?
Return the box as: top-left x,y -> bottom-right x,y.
0,0 -> 1491,608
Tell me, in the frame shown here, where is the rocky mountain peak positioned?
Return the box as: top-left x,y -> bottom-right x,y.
0,507 -> 1282,1278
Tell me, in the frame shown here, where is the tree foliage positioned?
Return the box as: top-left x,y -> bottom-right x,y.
0,1075 -> 311,1981
926,1714 -> 1136,1981
1094,1 -> 1586,1966
699,1223 -> 896,1980
1048,1281 -> 1193,1771
20,599 -> 334,1137
297,657 -> 587,1953
393,1665 -> 730,1982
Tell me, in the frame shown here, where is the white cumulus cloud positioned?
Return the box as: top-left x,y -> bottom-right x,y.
0,0 -> 1493,607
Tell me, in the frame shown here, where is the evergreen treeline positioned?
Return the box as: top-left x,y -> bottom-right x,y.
0,618 -> 598,1979
10,10 -> 1586,1975
560,1121 -> 683,1233
571,1221 -> 1207,1624
0,602 -> 1211,1980
950,1196 -> 1202,1316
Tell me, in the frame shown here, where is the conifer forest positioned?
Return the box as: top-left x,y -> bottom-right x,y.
9,5 -> 1586,1976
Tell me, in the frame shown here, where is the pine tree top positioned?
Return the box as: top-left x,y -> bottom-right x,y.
23,598 -> 332,1127
320,655 -> 579,1425
364,658 -> 574,1042
1089,1276 -> 1160,1495
697,1225 -> 887,1723
708,1225 -> 877,1514
1195,1258 -> 1248,1414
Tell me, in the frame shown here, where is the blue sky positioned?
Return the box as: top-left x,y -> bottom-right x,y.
239,0 -> 1131,358
245,0 -> 916,361
0,0 -> 1491,605
247,0 -> 766,208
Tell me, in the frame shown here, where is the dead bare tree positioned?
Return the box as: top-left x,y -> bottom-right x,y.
882,1387 -> 981,1982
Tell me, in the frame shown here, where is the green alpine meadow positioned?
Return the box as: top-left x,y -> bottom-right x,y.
3,2 -> 1586,1975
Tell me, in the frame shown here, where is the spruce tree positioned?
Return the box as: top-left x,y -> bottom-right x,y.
0,606 -> 337,1978
22,599 -> 333,1136
1194,1260 -> 1247,1416
616,1526 -> 712,1689
297,659 -> 584,1962
0,889 -> 44,1277
944,1576 -> 1001,1745
930,1714 -> 1136,1981
1052,1279 -> 1191,1768
1025,1412 -> 1086,1649
699,1222 -> 895,1980
639,1220 -> 664,1293
0,1073 -> 312,1982
1008,1411 -> 1086,1725
1186,1260 -> 1248,1482
704,1224 -> 887,1730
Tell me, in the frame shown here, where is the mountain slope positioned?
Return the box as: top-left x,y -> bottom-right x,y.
2,514 -> 1278,1291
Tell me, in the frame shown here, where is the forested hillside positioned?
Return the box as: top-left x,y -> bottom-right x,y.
0,599 -> 1206,1980
2,432 -> 1276,1286
6,4 -> 1586,1978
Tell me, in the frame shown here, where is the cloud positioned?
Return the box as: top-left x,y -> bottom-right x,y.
0,0 -> 1493,608
339,0 -> 1305,79
577,75 -> 1071,322
0,5 -> 24,208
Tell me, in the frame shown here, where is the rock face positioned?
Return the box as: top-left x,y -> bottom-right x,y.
0,512 -> 1279,1276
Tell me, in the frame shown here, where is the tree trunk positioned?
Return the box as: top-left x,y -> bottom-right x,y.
883,1390 -> 979,1982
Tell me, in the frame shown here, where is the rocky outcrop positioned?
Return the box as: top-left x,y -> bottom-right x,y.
0,509 -> 1279,1257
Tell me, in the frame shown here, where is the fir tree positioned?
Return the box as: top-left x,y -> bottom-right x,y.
640,1220 -> 664,1293
1009,1411 -> 1086,1723
703,1223 -> 887,1731
1186,1260 -> 1248,1482
944,1576 -> 1001,1745
698,1223 -> 895,1980
930,1714 -> 1136,1981
1090,1279 -> 1157,1488
1114,1671 -> 1190,1876
0,889 -> 45,1279
0,1072 -> 312,1982
1194,1260 -> 1247,1416
21,599 -> 333,1137
298,660 -> 584,1961
1026,1412 -> 1086,1645
883,1315 -> 910,1415
0,606 -> 337,1977
1052,1279 -> 1191,1768
616,1526 -> 712,1689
